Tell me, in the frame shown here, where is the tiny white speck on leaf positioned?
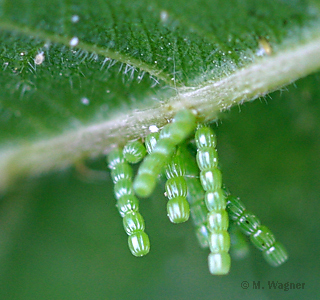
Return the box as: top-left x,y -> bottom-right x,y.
256,38 -> 272,57
34,52 -> 45,65
191,109 -> 198,116
149,125 -> 159,133
71,15 -> 80,23
69,37 -> 79,47
160,10 -> 169,22
81,97 -> 90,105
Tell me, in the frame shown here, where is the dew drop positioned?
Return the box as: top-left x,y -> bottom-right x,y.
71,15 -> 80,23
81,97 -> 90,105
69,37 -> 79,47
160,10 -> 169,22
149,125 -> 159,133
34,52 -> 45,65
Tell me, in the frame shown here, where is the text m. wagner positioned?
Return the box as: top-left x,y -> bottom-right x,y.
253,281 -> 305,291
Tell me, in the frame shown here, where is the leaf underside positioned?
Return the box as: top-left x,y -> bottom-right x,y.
1,0 -> 320,190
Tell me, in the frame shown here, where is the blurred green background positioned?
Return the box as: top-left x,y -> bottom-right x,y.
1,71 -> 319,300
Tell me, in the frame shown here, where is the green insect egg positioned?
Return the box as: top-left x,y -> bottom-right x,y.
262,242 -> 288,267
123,211 -> 145,235
154,138 -> 176,157
159,124 -> 174,140
173,109 -> 196,127
117,195 -> 139,217
107,148 -> 125,169
165,156 -> 185,179
250,225 -> 276,251
195,126 -> 217,149
137,155 -> 164,179
209,231 -> 231,253
208,252 -> 231,275
226,195 -> 246,221
194,125 -> 231,275
167,122 -> 194,143
185,176 -> 205,206
137,154 -> 162,175
195,224 -> 210,248
177,145 -> 210,247
133,109 -> 196,198
205,189 -> 226,211
165,177 -> 188,199
123,140 -> 146,164
145,132 -> 159,154
128,231 -> 150,257
207,210 -> 229,232
133,173 -> 157,199
135,142 -> 173,193
238,211 -> 261,235
114,178 -> 134,200
200,168 -> 223,191
167,196 -> 190,223
163,149 -> 190,224
190,201 -> 208,227
110,163 -> 132,184
107,146 -> 150,258
226,194 -> 288,267
158,110 -> 196,144
196,147 -> 219,171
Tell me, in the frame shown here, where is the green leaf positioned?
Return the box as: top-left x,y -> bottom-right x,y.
1,1 -> 320,188
1,1 -> 320,298
1,73 -> 320,299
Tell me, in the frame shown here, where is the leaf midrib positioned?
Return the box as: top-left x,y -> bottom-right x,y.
1,34 -> 320,191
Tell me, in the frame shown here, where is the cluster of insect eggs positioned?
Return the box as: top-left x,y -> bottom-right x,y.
107,109 -> 288,275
